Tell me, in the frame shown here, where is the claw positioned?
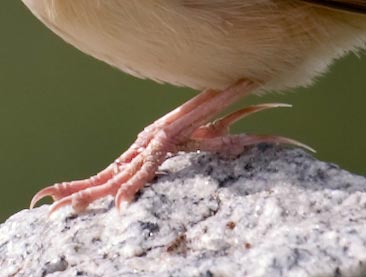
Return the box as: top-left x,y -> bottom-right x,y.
115,181 -> 139,210
245,135 -> 316,153
48,196 -> 73,217
260,135 -> 316,153
115,190 -> 132,211
48,190 -> 94,216
182,134 -> 315,155
191,103 -> 292,139
30,186 -> 59,209
30,168 -> 116,210
30,182 -> 74,209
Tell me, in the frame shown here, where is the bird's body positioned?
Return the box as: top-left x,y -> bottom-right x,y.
22,0 -> 366,213
23,0 -> 366,91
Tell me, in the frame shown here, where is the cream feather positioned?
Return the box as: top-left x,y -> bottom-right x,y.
21,0 -> 366,91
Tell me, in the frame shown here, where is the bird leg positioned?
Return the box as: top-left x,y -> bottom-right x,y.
30,88 -> 219,209
30,80 -> 311,215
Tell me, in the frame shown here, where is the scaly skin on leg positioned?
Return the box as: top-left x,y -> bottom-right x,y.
31,80 -> 312,215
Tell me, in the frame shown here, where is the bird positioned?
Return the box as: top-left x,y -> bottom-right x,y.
21,0 -> 366,214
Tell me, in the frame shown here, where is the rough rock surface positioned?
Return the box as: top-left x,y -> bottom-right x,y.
1,145 -> 366,277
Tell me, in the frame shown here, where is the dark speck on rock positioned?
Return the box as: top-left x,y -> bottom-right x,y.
256,142 -> 274,152
42,256 -> 68,277
316,169 -> 328,181
166,234 -> 188,255
244,162 -> 254,171
201,270 -> 214,277
139,221 -> 160,234
65,214 -> 78,222
334,267 -> 342,277
226,221 -> 236,230
91,237 -> 101,243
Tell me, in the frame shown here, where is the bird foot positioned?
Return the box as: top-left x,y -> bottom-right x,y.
30,80 -> 313,215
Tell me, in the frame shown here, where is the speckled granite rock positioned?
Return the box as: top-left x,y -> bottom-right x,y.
1,145 -> 366,277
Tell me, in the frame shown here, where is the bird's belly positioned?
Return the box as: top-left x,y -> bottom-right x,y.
23,0 -> 366,91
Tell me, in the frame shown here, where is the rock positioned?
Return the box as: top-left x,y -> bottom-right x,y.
1,145 -> 366,277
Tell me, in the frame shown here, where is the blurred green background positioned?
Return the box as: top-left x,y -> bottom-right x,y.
1,2 -> 366,222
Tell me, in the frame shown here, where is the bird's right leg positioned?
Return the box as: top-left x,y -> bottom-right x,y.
30,89 -> 219,206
